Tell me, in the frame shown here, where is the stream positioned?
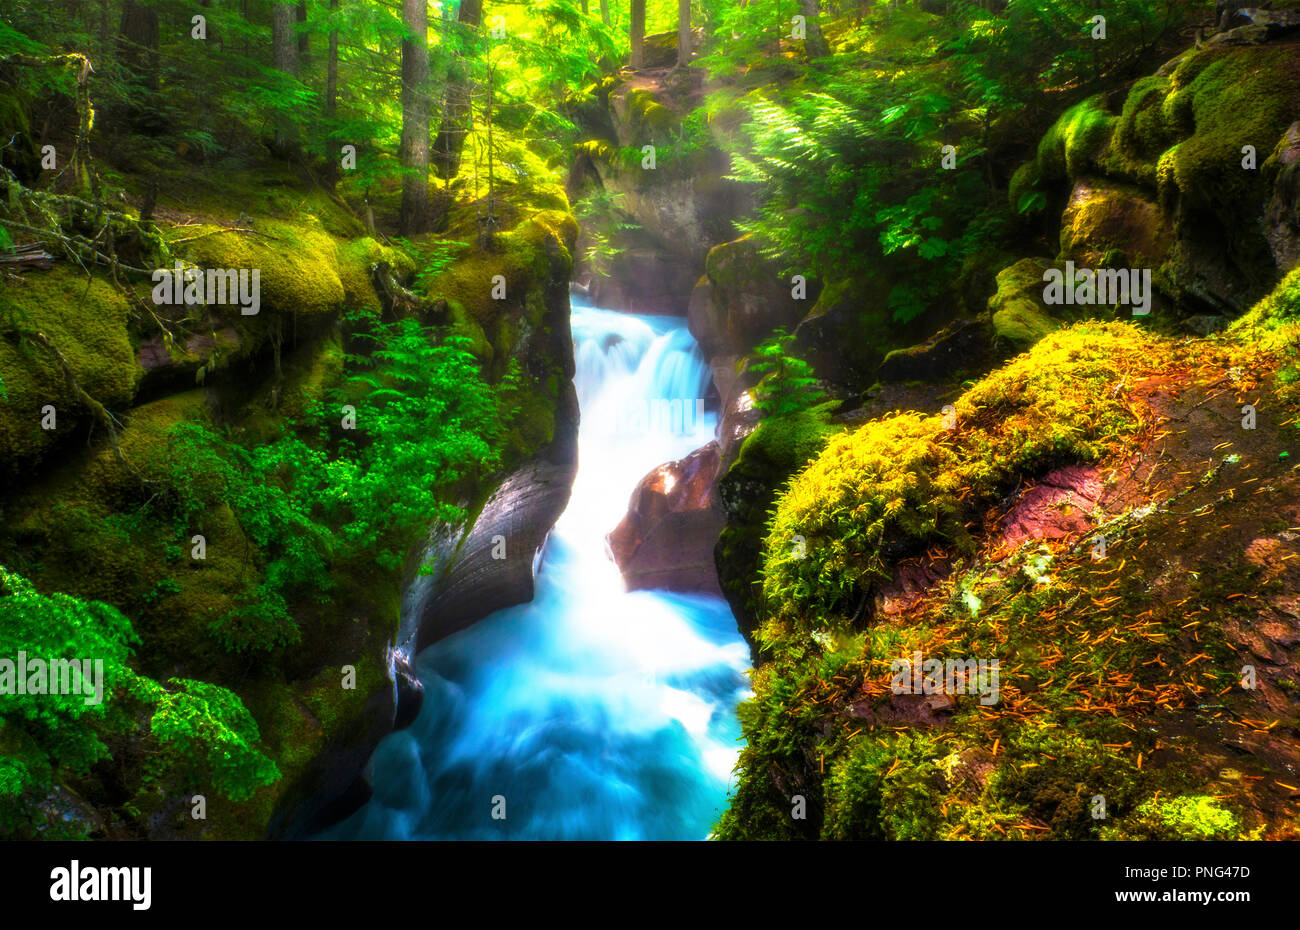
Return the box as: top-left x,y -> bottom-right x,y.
319,299 -> 752,840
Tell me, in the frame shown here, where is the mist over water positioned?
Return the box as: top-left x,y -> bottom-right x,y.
320,301 -> 751,841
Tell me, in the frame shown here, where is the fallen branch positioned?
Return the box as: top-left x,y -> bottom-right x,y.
27,329 -> 133,473
167,225 -> 283,245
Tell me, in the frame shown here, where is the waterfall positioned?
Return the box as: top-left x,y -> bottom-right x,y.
318,300 -> 751,841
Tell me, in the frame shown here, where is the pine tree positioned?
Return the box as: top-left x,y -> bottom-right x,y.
749,329 -> 827,417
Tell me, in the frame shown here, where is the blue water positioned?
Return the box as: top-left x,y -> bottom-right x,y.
320,302 -> 751,840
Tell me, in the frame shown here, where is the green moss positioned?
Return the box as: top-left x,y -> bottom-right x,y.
1106,46 -> 1300,212
423,210 -> 577,329
1105,73 -> 1183,187
0,267 -> 141,480
1231,265 -> 1300,344
987,258 -> 1061,352
1036,95 -> 1115,183
624,87 -> 679,141
989,727 -> 1146,839
715,403 -> 841,641
992,299 -> 1061,350
334,237 -> 414,307
822,732 -> 947,840
1101,794 -> 1243,840
1008,160 -> 1044,214
1158,47 -> 1300,210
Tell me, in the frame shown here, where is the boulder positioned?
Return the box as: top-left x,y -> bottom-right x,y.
790,277 -> 880,391
390,648 -> 424,731
998,465 -> 1104,547
704,237 -> 809,356
1059,177 -> 1171,269
606,441 -> 725,594
687,275 -> 723,356
401,448 -> 578,654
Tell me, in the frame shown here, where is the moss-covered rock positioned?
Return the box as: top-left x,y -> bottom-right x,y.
760,322 -> 1156,640
1059,178 -> 1170,269
0,267 -> 141,481
180,218 -> 348,318
1037,95 -> 1115,183
986,258 -> 1061,352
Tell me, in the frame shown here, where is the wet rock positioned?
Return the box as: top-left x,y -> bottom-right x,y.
999,465 -> 1103,546
580,240 -> 701,315
705,237 -> 809,356
403,450 -> 578,653
607,441 -> 724,594
391,648 -> 424,731
716,382 -> 761,466
687,274 -> 723,356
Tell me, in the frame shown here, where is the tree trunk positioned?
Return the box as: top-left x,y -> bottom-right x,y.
117,0 -> 159,94
271,3 -> 299,151
677,0 -> 691,67
482,64 -> 497,248
98,0 -> 111,61
297,1 -> 309,57
431,0 -> 483,181
630,0 -> 646,69
799,0 -> 829,59
326,0 -> 339,115
272,4 -> 298,77
399,0 -> 431,235
600,0 -> 610,26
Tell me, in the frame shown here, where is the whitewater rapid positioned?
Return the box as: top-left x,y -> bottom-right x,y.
320,300 -> 751,840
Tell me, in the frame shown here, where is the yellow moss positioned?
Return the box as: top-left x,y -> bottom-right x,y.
421,210 -> 577,326
1229,266 -> 1300,348
178,218 -> 347,318
0,267 -> 141,478
761,323 -> 1159,635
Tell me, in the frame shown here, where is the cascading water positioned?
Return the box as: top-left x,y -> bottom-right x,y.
319,299 -> 751,841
